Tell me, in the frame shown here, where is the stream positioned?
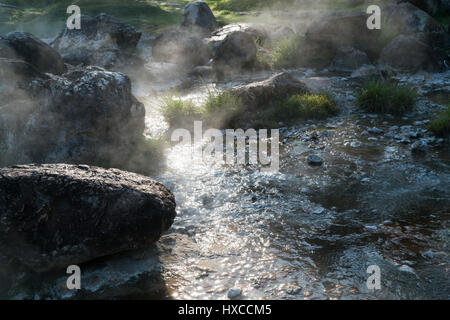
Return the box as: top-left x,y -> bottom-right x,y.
6,69 -> 449,300
142,69 -> 450,300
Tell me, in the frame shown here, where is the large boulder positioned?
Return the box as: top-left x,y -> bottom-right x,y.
51,14 -> 142,70
151,29 -> 210,68
181,1 -> 217,33
305,11 -> 381,59
229,72 -> 310,110
206,23 -> 294,49
1,32 -> 66,75
383,2 -> 443,34
0,65 -> 150,172
0,164 -> 176,272
212,31 -> 257,75
379,34 -> 448,72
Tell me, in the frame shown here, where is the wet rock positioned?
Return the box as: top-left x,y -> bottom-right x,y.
51,14 -> 142,71
329,46 -> 372,72
212,31 -> 257,75
228,288 -> 242,299
379,34 -> 447,72
398,265 -> 416,274
181,1 -> 217,33
421,249 -> 434,259
411,139 -> 429,154
368,127 -> 384,135
152,29 -> 210,68
0,65 -> 152,173
0,164 -> 176,272
1,32 -> 66,75
307,154 -> 324,166
229,72 -> 310,110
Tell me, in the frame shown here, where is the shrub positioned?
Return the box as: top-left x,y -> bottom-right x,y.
356,80 -> 417,115
265,93 -> 339,123
272,34 -> 303,69
428,106 -> 450,137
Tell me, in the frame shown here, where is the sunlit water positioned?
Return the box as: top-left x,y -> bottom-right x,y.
140,77 -> 450,300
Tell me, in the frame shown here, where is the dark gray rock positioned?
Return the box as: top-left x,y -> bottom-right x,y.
384,2 -> 443,34
181,1 -> 217,33
307,154 -> 324,166
411,139 -> 429,153
206,23 -> 294,49
212,31 -> 257,75
304,11 -> 381,62
1,32 -> 66,75
51,14 -> 142,70
0,65 -> 152,173
0,164 -> 176,273
152,29 -> 210,68
379,34 -> 447,72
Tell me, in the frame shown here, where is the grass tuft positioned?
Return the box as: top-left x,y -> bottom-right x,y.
160,97 -> 202,128
264,93 -> 339,124
271,34 -> 303,69
428,106 -> 450,137
356,80 -> 417,115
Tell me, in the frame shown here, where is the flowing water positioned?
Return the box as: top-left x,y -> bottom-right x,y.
5,71 -> 448,300
138,72 -> 450,300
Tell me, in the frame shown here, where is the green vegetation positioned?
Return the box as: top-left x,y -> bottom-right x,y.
161,96 -> 201,128
429,106 -> 450,138
162,90 -> 339,129
265,93 -> 339,123
0,0 -> 183,37
161,89 -> 243,129
202,90 -> 243,128
356,80 -> 417,115
271,34 -> 303,69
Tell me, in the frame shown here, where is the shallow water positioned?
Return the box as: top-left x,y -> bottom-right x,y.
141,76 -> 450,300
5,72 -> 448,300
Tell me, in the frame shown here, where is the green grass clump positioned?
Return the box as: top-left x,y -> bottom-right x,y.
356,80 -> 417,115
265,93 -> 339,123
428,107 -> 450,137
161,90 -> 243,129
202,90 -> 243,128
271,34 -> 303,69
161,97 -> 202,128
